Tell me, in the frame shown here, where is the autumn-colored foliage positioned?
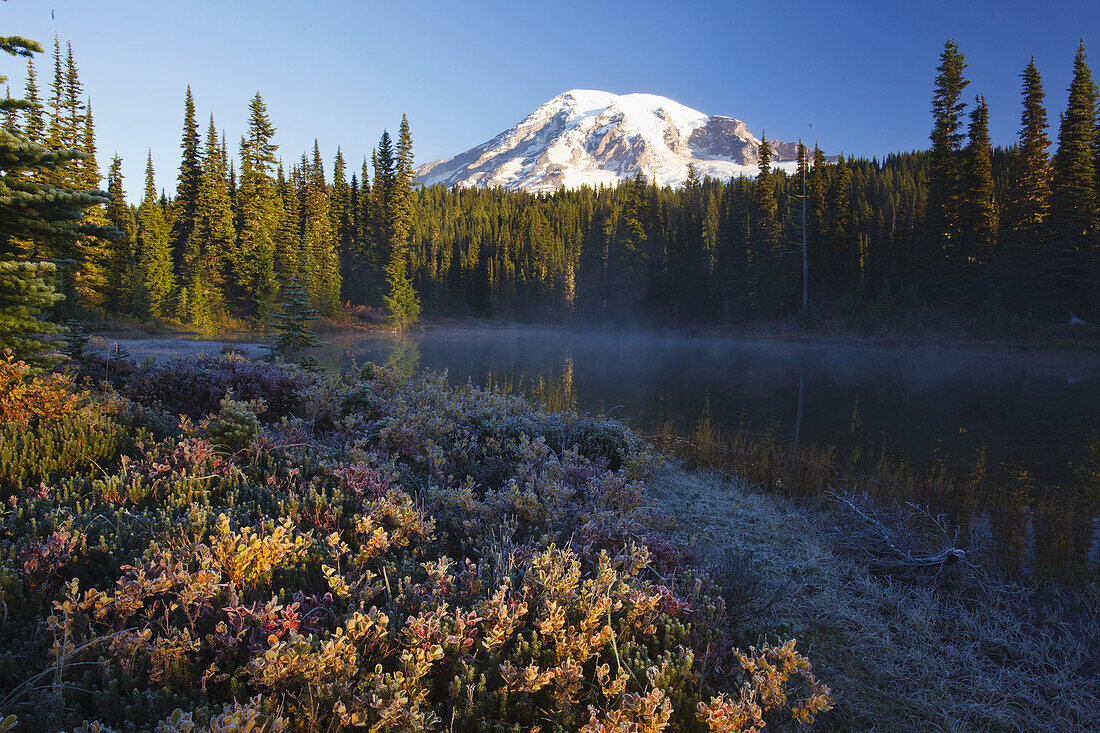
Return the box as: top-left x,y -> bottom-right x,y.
0,353 -> 831,731
0,350 -> 80,425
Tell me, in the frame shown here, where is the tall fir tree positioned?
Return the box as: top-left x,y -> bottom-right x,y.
62,42 -> 83,149
234,93 -> 279,320
373,131 -> 397,268
187,114 -> 236,325
1047,41 -> 1098,317
827,154 -> 854,287
0,33 -> 113,364
960,95 -> 997,267
927,38 -> 970,266
301,140 -> 340,314
383,118 -> 419,325
135,153 -> 174,317
103,154 -> 137,312
1007,57 -> 1051,254
273,163 -> 301,285
807,144 -> 828,294
21,57 -> 42,143
172,86 -> 202,291
2,86 -> 15,133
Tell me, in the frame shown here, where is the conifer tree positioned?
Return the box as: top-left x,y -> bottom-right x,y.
187,114 -> 235,324
135,153 -> 173,316
74,99 -> 109,309
172,86 -> 202,286
103,154 -> 137,312
265,276 -> 324,361
44,37 -> 62,162
301,140 -> 340,314
234,93 -> 279,320
928,38 -> 970,264
827,154 -> 854,286
753,133 -> 780,251
373,131 -> 396,265
273,163 -> 301,285
960,95 -> 997,266
2,86 -> 15,133
0,32 -> 112,364
1047,41 -> 1097,317
79,103 -> 99,191
1007,58 -> 1051,252
808,144 -> 828,293
21,57 -> 42,143
62,42 -> 83,149
382,120 -> 419,325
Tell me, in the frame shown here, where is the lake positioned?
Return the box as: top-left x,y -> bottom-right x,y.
116,327 -> 1100,578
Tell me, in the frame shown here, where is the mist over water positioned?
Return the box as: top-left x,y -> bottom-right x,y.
112,327 -> 1100,576
315,327 -> 1100,577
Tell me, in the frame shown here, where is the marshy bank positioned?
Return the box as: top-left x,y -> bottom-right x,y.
3,344 -> 1098,730
648,464 -> 1100,730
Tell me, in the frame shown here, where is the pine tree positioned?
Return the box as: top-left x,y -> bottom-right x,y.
62,42 -> 83,150
384,262 -> 421,328
103,154 -> 137,312
2,87 -> 15,133
827,154 -> 854,287
795,141 -> 809,307
928,38 -> 970,264
0,33 -> 113,364
44,37 -> 62,163
187,114 -> 236,325
273,163 -> 301,285
234,93 -> 279,320
172,86 -> 202,288
808,144 -> 828,294
79,103 -> 99,191
1007,58 -> 1051,252
300,141 -> 340,314
265,276 -> 324,361
1047,41 -> 1098,318
960,95 -> 997,266
74,99 -> 109,310
135,153 -> 174,317
373,131 -> 396,267
382,119 -> 419,325
22,57 -> 43,143
753,133 -> 780,251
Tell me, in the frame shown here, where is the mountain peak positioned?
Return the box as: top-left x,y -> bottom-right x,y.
416,90 -> 800,192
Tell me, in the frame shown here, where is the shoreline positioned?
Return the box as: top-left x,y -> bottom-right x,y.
89,316 -> 1100,355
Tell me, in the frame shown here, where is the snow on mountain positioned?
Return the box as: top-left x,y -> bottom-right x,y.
415,89 -> 802,192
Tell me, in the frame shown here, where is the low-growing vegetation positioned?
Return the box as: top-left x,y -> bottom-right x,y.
0,351 -> 832,732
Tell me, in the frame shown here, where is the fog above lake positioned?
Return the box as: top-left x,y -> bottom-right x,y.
110,326 -> 1100,575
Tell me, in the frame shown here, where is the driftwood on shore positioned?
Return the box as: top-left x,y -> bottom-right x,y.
827,490 -> 967,569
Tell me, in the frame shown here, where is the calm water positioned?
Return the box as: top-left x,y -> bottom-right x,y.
116,328 -> 1100,576
313,328 -> 1100,578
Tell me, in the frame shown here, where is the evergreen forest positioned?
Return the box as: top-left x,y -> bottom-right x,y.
4,37 -> 1100,336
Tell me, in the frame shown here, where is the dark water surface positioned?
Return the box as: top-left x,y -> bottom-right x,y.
314,328 -> 1100,578
116,328 -> 1100,576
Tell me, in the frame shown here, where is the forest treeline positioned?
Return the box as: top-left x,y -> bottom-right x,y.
4,37 -> 1099,330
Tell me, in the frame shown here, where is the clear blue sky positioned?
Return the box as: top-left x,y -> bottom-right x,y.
3,0 -> 1098,201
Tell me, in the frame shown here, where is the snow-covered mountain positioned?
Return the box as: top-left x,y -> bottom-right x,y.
415,89 -> 802,192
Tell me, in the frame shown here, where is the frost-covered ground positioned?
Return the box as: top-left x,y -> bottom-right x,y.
88,335 -> 267,362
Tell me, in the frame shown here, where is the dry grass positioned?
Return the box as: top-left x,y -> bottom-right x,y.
647,463 -> 1100,732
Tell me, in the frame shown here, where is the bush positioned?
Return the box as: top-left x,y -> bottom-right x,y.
0,358 -> 832,732
205,395 -> 263,452
128,355 -> 312,418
